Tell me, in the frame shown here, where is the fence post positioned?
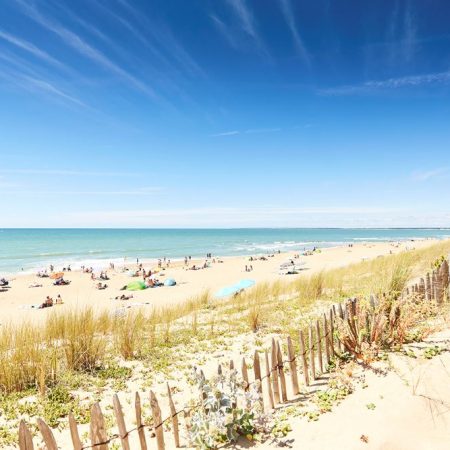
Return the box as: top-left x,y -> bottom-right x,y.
270,339 -> 280,404
90,403 -> 109,450
150,390 -> 165,450
299,329 -> 309,386
68,413 -> 83,450
287,336 -> 299,395
253,350 -> 264,411
425,272 -> 431,301
135,392 -> 148,450
323,313 -> 330,367
264,349 -> 275,409
328,309 -> 336,357
113,394 -> 131,450
308,325 -> 316,380
432,271 -> 437,301
276,341 -> 288,402
242,357 -> 249,390
167,383 -> 180,448
18,420 -> 34,450
316,320 -> 323,374
419,278 -> 425,300
37,418 -> 58,450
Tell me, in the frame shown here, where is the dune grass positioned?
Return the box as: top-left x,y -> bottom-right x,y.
0,240 -> 449,399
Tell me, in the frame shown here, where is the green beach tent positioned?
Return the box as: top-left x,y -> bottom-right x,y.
126,280 -> 146,291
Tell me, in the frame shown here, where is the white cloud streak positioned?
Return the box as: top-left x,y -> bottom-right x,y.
0,64 -> 87,107
57,205 -> 450,228
278,0 -> 310,65
220,0 -> 269,58
411,168 -> 449,182
13,0 -> 158,99
320,70 -> 450,95
211,128 -> 281,137
0,169 -> 141,177
0,29 -> 68,71
2,188 -> 162,196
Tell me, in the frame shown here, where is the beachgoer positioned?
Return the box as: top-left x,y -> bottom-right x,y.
39,296 -> 53,308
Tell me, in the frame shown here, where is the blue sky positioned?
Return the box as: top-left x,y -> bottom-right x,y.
0,0 -> 449,227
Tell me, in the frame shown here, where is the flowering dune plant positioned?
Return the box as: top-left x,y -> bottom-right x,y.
188,366 -> 271,449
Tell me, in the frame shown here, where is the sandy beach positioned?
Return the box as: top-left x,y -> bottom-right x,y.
0,239 -> 439,326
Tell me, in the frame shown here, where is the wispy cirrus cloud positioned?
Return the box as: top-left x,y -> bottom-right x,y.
0,62 -> 87,108
210,128 -> 281,137
386,1 -> 418,66
211,130 -> 240,137
411,167 -> 449,182
0,29 -> 68,72
214,0 -> 269,58
0,169 -> 141,177
12,0 -> 158,99
112,0 -> 205,78
319,70 -> 450,95
278,0 -> 310,65
3,188 -> 162,196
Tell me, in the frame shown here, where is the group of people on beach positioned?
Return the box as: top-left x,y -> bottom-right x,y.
38,294 -> 63,309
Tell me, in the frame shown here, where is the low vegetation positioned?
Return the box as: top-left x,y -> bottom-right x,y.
2,241 -> 450,448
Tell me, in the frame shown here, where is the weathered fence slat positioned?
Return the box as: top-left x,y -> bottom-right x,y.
264,349 -> 275,409
135,392 -> 148,450
253,350 -> 264,411
167,383 -> 180,448
90,402 -> 109,450
299,329 -> 309,386
287,335 -> 300,395
242,357 -> 249,390
323,313 -> 330,367
270,339 -> 281,404
37,418 -> 58,450
18,420 -> 34,450
150,390 -> 165,450
308,325 -> 316,380
276,341 -> 288,402
113,394 -> 131,450
329,309 -> 336,357
316,320 -> 323,374
68,412 -> 83,450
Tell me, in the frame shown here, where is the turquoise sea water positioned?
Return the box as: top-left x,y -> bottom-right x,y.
1,228 -> 449,275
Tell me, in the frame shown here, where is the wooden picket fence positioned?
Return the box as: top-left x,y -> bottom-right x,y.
18,259 -> 450,450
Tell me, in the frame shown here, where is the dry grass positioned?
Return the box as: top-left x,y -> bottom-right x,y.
0,241 -> 449,395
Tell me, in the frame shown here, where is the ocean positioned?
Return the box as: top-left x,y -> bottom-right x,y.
1,228 -> 449,275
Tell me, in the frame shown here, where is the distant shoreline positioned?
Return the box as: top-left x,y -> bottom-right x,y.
1,228 -> 448,276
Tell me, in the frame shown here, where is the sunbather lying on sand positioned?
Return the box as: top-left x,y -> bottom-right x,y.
115,294 -> 133,300
39,296 -> 53,309
29,282 -> 43,288
96,282 -> 108,290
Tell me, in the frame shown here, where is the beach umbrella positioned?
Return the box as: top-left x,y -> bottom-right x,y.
215,279 -> 256,298
50,272 -> 64,279
235,279 -> 256,290
164,278 -> 176,287
215,285 -> 241,298
126,280 -> 146,291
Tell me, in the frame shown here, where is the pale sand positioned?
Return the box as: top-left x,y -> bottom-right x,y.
257,329 -> 450,450
0,239 -> 438,326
